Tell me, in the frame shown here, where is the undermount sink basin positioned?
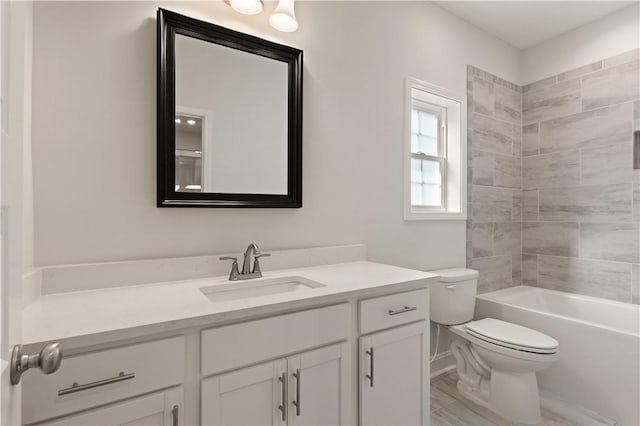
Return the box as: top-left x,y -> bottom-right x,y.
199,276 -> 325,302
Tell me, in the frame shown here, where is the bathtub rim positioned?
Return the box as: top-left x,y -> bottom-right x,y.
476,285 -> 639,338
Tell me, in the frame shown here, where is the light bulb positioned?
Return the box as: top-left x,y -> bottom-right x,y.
270,0 -> 298,32
229,0 -> 263,15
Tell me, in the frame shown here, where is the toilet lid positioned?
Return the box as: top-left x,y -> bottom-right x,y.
466,318 -> 558,353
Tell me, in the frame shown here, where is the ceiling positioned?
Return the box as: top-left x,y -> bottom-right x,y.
435,1 -> 636,50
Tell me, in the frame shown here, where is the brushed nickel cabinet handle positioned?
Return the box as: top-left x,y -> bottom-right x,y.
58,371 -> 135,396
278,373 -> 287,422
365,348 -> 374,387
388,306 -> 417,316
292,368 -> 301,416
171,405 -> 179,426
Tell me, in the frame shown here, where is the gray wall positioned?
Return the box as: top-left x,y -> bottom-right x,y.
467,49 -> 639,304
466,66 -> 523,294
522,49 -> 639,304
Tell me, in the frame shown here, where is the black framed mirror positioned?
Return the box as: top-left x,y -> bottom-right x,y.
157,9 -> 303,207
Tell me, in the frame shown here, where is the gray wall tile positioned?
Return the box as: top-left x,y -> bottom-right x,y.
634,100 -> 639,131
523,150 -> 580,189
557,61 -> 602,81
582,143 -> 638,185
471,150 -> 494,186
522,123 -> 539,156
511,189 -> 522,221
523,78 -> 580,124
538,255 -> 632,302
494,155 -> 521,188
523,222 -> 579,256
512,254 -> 522,284
634,183 -> 640,223
470,223 -> 493,258
495,85 -> 522,124
633,264 -> 639,305
472,255 -> 513,293
523,189 -> 538,220
539,183 -> 633,222
471,185 -> 513,222
538,102 -> 632,154
471,113 -> 514,155
523,254 -> 538,286
580,223 -> 640,263
603,48 -> 639,68
582,60 -> 640,110
472,77 -> 494,116
512,125 -> 522,157
523,76 -> 556,93
494,222 -> 521,255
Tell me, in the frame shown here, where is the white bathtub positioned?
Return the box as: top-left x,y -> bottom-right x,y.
475,286 -> 640,426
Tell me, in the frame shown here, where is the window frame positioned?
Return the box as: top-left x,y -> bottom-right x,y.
404,77 -> 467,221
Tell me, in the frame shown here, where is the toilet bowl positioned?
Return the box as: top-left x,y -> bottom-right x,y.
430,269 -> 559,424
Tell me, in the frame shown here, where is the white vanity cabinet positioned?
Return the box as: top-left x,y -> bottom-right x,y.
358,289 -> 430,426
22,337 -> 186,425
38,387 -> 184,426
201,343 -> 349,426
200,305 -> 351,426
22,269 -> 433,426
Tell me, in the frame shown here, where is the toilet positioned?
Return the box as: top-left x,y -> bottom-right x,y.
430,268 -> 559,424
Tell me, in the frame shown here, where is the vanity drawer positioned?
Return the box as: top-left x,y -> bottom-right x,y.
22,336 -> 185,425
359,289 -> 428,334
201,303 -> 350,376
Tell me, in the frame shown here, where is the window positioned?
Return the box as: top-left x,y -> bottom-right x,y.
405,78 -> 466,220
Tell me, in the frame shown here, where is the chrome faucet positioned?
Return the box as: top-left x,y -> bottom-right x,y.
219,243 -> 270,281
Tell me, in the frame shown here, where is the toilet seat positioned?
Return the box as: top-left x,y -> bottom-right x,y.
466,318 -> 558,354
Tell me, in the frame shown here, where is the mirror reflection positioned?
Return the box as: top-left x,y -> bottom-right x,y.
174,33 -> 289,195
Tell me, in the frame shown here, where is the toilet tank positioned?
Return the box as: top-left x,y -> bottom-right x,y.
429,268 -> 479,325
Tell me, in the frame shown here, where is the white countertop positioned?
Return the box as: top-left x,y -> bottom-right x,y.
23,261 -> 438,349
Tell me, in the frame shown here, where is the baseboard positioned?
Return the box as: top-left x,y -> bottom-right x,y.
430,350 -> 455,378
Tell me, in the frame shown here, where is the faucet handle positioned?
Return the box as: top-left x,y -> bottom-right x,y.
252,253 -> 271,275
219,257 -> 240,281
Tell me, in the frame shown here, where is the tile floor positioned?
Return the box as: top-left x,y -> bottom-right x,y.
431,370 -> 615,426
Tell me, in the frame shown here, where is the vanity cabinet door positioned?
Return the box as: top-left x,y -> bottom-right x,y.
359,321 -> 429,426
38,387 -> 183,426
287,343 -> 349,426
201,359 -> 288,426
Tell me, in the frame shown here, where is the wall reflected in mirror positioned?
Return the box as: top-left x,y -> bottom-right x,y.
174,33 -> 288,195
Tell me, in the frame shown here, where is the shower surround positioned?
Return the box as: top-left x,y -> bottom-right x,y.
467,48 -> 640,304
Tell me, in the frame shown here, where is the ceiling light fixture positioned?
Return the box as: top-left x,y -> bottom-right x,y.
269,0 -> 298,32
175,118 -> 181,124
187,119 -> 196,125
229,0 -> 263,15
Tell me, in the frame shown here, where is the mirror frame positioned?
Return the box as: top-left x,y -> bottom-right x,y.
157,8 -> 303,208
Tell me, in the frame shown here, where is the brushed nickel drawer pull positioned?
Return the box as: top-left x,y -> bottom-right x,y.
58,371 -> 135,396
292,368 -> 301,416
172,404 -> 179,426
365,348 -> 374,387
388,306 -> 417,316
278,373 -> 287,422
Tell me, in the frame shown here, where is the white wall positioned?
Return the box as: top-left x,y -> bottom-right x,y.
30,1 -> 519,270
521,3 -> 640,84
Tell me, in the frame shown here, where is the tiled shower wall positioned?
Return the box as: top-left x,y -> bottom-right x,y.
466,66 -> 523,294
521,49 -> 639,304
467,49 -> 640,304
